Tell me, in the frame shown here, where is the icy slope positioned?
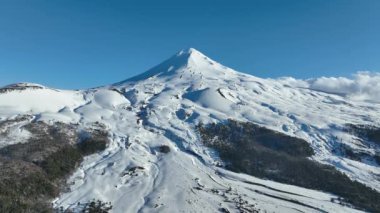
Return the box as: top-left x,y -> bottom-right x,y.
0,48 -> 379,212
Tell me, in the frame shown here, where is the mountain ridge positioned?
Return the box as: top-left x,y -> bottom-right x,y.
0,48 -> 379,212
114,48 -> 238,86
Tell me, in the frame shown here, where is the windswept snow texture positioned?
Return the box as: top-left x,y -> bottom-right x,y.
1,48 -> 379,212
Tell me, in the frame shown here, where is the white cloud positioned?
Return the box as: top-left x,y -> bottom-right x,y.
277,77 -> 310,88
278,72 -> 380,102
308,76 -> 354,95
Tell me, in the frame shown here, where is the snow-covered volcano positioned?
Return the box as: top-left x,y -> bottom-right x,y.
0,48 -> 379,212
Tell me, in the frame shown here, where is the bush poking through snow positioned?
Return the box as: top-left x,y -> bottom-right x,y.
80,200 -> 112,213
157,145 -> 171,153
80,199 -> 112,213
56,199 -> 112,213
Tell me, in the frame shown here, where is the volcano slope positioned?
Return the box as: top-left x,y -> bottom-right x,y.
0,48 -> 380,212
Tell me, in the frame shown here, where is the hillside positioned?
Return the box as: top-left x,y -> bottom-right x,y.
0,48 -> 379,212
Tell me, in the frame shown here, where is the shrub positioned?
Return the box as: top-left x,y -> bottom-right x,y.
158,145 -> 171,153
0,158 -> 56,213
80,200 -> 113,213
77,130 -> 108,155
40,145 -> 83,180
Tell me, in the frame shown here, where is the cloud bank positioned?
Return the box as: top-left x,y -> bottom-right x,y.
278,72 -> 380,102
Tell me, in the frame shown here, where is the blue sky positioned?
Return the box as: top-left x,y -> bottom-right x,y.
0,0 -> 379,89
